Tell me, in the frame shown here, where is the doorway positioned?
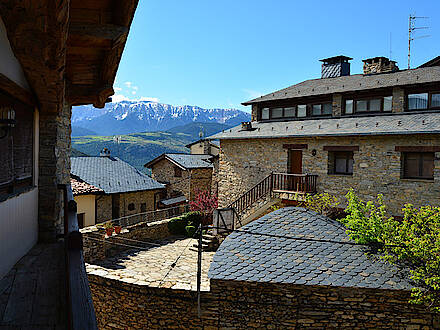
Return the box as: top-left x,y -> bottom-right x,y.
287,149 -> 303,191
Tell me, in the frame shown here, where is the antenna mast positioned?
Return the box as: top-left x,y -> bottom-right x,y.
408,14 -> 430,69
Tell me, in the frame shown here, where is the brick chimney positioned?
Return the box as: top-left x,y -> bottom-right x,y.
362,57 -> 399,74
320,56 -> 352,78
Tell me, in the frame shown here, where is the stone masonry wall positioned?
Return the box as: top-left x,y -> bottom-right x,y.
218,135 -> 440,215
38,102 -> 72,241
96,189 -> 161,223
189,168 -> 213,199
87,275 -> 438,329
81,217 -> 172,263
151,159 -> 191,198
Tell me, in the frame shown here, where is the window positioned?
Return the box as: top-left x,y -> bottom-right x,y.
128,203 -> 135,211
345,96 -> 392,114
297,105 -> 307,117
271,108 -> 283,119
407,92 -> 440,111
284,107 -> 295,117
0,92 -> 34,198
174,166 -> 182,177
77,213 -> 85,229
402,152 -> 434,180
345,100 -> 353,114
261,108 -> 269,120
312,103 -> 332,116
408,93 -> 428,110
140,203 -> 147,213
383,96 -> 392,111
329,151 -> 354,175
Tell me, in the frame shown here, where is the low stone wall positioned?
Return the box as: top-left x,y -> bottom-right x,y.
88,274 -> 218,329
81,218 -> 172,263
88,275 -> 439,329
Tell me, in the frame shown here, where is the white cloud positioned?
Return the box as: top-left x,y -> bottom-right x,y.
124,81 -> 132,88
114,87 -> 122,92
132,86 -> 139,91
243,88 -> 263,100
111,94 -> 159,103
131,91 -> 137,95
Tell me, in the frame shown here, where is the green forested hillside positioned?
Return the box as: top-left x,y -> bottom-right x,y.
71,122 -> 230,172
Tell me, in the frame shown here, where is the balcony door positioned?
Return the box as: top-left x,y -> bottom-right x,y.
288,150 -> 302,174
288,150 -> 303,192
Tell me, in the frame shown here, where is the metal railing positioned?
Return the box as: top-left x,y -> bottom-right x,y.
60,184 -> 98,330
227,173 -> 318,219
108,204 -> 190,228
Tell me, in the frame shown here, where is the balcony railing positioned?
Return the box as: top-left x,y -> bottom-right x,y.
227,172 -> 318,218
60,184 -> 98,330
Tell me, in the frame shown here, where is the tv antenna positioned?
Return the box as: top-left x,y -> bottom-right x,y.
408,14 -> 430,69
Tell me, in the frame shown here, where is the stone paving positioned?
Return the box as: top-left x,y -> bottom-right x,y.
86,237 -> 215,291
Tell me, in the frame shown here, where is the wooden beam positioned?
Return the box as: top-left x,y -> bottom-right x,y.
283,144 -> 308,150
0,73 -> 36,106
0,0 -> 69,113
323,146 -> 359,151
395,146 -> 440,152
69,23 -> 128,41
67,84 -> 113,108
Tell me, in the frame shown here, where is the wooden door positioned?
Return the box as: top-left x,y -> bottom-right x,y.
112,194 -> 120,220
288,150 -> 302,191
288,150 -> 302,174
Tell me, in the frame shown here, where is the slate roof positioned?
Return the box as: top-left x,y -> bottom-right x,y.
70,176 -> 103,196
207,112 -> 440,140
144,153 -> 214,169
71,156 -> 164,194
185,139 -> 220,149
242,66 -> 440,105
159,195 -> 187,206
209,207 -> 414,290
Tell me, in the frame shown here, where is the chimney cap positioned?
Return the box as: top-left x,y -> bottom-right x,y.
320,55 -> 353,64
362,56 -> 397,66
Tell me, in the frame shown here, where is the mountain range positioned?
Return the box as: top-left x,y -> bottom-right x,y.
72,101 -> 250,136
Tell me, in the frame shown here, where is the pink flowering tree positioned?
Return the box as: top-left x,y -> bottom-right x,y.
189,189 -> 218,225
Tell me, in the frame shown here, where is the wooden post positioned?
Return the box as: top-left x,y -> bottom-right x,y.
197,224 -> 202,318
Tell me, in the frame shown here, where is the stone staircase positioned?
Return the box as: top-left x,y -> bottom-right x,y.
190,230 -> 219,252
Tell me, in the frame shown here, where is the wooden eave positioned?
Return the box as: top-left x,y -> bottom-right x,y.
0,0 -> 138,113
66,0 -> 139,108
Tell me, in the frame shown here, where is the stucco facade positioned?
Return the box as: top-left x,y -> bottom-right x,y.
75,195 -> 96,227
218,134 -> 440,215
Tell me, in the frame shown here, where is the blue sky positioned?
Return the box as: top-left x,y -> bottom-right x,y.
113,0 -> 439,112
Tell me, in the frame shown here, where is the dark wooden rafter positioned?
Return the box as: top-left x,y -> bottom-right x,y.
0,73 -> 36,106
67,0 -> 139,108
0,0 -> 69,113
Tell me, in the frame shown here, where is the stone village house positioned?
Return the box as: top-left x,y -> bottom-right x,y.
209,55 -> 440,216
0,1 -> 138,328
145,139 -> 219,204
71,151 -> 165,227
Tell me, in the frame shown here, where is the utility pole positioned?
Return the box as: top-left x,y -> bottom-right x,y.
408,15 -> 430,69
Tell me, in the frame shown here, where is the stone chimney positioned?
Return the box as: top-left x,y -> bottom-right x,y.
320,56 -> 352,78
362,57 -> 399,74
100,147 -> 111,157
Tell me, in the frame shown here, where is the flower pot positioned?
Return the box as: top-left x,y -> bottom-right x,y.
114,226 -> 122,234
105,227 -> 114,237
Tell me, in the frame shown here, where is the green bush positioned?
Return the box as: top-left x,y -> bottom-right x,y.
185,225 -> 197,238
302,192 -> 340,216
167,212 -> 203,236
342,189 -> 440,312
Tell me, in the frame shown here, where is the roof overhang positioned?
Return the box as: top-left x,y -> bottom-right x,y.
0,0 -> 138,112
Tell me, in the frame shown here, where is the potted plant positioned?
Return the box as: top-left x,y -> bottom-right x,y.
114,225 -> 122,234
104,222 -> 114,237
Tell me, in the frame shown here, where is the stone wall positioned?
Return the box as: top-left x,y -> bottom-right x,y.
38,102 -> 72,241
87,275 -> 438,329
151,158 -> 191,198
218,135 -> 440,215
151,158 -> 214,200
189,168 -> 213,199
81,218 -> 172,263
95,189 -> 161,223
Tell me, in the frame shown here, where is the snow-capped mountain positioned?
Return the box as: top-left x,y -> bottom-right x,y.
72,101 -> 250,136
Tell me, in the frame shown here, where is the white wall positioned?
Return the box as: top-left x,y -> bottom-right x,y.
0,16 -> 30,90
0,188 -> 38,279
75,194 -> 96,227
